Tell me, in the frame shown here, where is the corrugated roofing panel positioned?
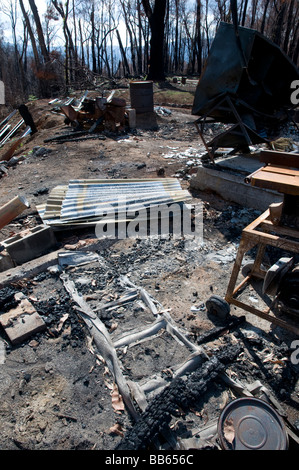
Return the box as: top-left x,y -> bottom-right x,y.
37,178 -> 191,229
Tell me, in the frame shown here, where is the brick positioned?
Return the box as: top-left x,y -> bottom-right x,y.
0,295 -> 46,345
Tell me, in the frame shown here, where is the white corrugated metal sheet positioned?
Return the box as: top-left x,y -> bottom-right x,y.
37,178 -> 191,229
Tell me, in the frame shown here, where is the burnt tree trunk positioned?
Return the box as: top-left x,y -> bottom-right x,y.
28,0 -> 50,64
142,0 -> 167,81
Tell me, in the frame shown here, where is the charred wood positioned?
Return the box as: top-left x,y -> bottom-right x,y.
116,343 -> 242,450
196,315 -> 246,346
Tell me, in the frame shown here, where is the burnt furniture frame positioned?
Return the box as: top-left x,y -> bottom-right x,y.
225,150 -> 299,335
194,94 -> 270,163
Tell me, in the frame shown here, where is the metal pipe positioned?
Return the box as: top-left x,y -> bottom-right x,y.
0,119 -> 24,147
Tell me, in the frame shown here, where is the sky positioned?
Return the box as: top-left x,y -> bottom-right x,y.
1,0 -> 129,48
1,0 -> 48,43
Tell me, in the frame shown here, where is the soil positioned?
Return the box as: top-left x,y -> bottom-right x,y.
0,80 -> 298,452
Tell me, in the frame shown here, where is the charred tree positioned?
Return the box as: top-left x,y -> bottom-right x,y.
141,0 -> 167,81
116,29 -> 131,77
90,4 -> 97,73
191,0 -> 202,75
28,0 -> 50,64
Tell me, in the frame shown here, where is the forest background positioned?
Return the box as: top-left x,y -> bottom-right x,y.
0,0 -> 298,105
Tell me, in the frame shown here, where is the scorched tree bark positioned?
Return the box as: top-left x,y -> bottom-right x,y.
141,0 -> 167,81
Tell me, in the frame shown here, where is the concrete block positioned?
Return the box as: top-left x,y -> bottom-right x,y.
1,224 -> 57,265
0,251 -> 15,272
0,295 -> 46,344
190,166 -> 283,211
127,108 -> 136,128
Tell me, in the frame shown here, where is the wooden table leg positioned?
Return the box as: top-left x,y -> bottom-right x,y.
225,236 -> 257,302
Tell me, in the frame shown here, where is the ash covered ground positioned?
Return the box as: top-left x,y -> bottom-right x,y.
0,82 -> 298,451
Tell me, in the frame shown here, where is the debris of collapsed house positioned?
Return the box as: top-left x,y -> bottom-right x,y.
116,345 -> 244,450
0,241 -> 298,451
0,72 -> 299,450
53,92 -> 127,135
47,82 -> 155,143
0,83 -> 155,172
0,156 -> 299,450
192,22 -> 299,161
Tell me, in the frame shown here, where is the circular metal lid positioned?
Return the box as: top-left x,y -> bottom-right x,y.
218,397 -> 288,450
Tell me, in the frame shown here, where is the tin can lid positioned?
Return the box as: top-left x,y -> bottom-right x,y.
218,397 -> 288,450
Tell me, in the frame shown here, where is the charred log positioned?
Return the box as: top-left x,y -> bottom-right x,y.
116,343 -> 242,450
196,315 -> 246,346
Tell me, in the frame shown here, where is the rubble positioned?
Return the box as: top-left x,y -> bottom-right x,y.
0,293 -> 46,345
116,346 -> 241,450
0,225 -> 298,450
0,80 -> 298,452
192,22 -> 299,160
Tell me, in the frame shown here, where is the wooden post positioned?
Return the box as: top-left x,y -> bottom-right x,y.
18,104 -> 37,134
0,196 -> 30,230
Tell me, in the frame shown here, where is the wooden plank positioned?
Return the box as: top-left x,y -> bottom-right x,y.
263,166 -> 299,177
228,298 -> 299,336
260,150 -> 299,168
243,209 -> 270,231
246,228 -> 299,252
0,195 -> 30,230
260,220 -> 299,239
262,165 -> 299,176
250,169 -> 299,195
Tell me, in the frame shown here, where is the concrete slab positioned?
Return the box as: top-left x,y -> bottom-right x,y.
0,295 -> 46,344
215,154 -> 262,174
190,164 -> 283,211
0,238 -> 104,290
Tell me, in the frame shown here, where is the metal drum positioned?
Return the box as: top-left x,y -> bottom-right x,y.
129,81 -> 154,114
218,397 -> 288,450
